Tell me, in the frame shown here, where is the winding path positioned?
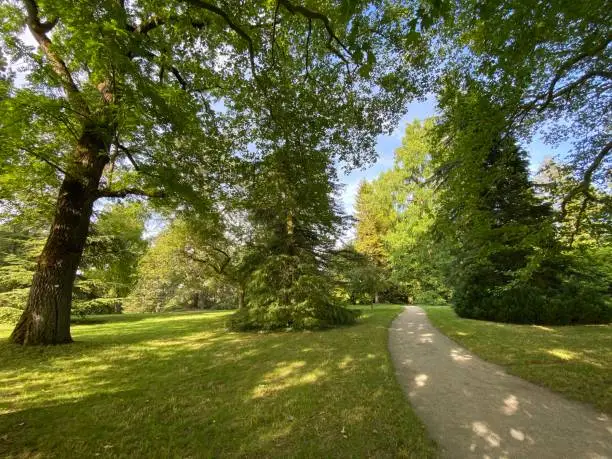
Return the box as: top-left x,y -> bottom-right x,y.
389,306 -> 612,459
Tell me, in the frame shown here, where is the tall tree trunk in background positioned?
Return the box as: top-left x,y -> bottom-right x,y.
10,125 -> 110,345
192,291 -> 200,309
238,285 -> 245,309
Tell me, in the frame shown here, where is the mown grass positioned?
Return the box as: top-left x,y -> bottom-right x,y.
424,306 -> 612,414
0,306 -> 435,458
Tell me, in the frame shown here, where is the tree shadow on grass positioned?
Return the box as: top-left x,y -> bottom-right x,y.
71,309 -> 231,325
0,308 -> 435,458
424,306 -> 612,413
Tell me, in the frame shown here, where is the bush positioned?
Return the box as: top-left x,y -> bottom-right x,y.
413,290 -> 449,306
453,253 -> 611,325
72,298 -> 123,317
0,288 -> 29,309
0,306 -> 23,324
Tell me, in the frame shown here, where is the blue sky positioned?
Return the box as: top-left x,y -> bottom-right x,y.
339,96 -> 572,215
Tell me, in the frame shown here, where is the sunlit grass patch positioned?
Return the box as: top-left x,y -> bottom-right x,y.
0,306 -> 435,458
424,306 -> 612,414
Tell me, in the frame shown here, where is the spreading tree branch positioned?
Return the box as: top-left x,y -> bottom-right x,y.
560,139 -> 612,218
170,66 -> 188,90
184,0 -> 257,75
185,247 -> 231,274
522,36 -> 611,113
278,0 -> 354,61
117,144 -> 141,171
22,0 -> 90,117
126,15 -> 208,35
128,47 -> 190,90
533,70 -> 611,113
20,146 -> 69,177
96,187 -> 166,199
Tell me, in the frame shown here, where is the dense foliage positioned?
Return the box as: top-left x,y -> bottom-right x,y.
355,97 -> 610,324
0,0 -> 438,341
432,84 -> 610,324
354,119 -> 450,304
350,0 -> 611,324
125,218 -> 240,312
0,0 -> 610,339
0,201 -> 148,322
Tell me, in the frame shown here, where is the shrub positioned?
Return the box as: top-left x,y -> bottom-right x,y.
0,306 -> 23,324
72,298 -> 123,317
0,288 -> 29,310
413,290 -> 449,306
453,253 -> 611,325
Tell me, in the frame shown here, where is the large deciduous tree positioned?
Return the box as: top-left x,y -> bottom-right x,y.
2,0 -> 225,344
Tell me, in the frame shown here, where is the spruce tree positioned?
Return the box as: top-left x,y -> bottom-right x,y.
434,82 -> 611,324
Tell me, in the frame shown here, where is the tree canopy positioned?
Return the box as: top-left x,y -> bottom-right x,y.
1,0 -> 439,343
0,0 -> 610,343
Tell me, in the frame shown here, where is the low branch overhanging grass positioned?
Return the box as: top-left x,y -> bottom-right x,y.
0,306 -> 435,458
423,306 -> 612,414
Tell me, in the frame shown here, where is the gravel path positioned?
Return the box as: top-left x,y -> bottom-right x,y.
389,306 -> 612,459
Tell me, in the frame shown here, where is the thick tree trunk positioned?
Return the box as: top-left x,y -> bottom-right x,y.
238,286 -> 245,309
192,291 -> 200,309
10,125 -> 110,345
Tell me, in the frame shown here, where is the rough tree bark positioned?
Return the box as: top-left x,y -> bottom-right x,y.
10,124 -> 111,345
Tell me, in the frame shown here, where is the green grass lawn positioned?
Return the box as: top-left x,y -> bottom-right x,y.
424,306 -> 612,414
0,306 -> 435,458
